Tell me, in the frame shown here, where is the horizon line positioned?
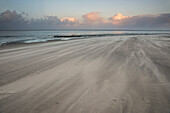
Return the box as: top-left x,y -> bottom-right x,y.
0,29 -> 170,31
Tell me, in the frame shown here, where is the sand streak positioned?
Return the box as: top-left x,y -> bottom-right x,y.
0,35 -> 170,113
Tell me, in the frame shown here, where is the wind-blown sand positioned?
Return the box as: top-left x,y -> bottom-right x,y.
0,35 -> 170,113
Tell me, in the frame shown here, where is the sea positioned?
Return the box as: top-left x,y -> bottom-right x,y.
0,30 -> 170,45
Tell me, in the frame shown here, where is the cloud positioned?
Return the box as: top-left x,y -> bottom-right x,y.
0,10 -> 170,30
0,10 -> 79,30
0,10 -> 28,29
60,17 -> 77,22
108,13 -> 131,25
82,12 -> 104,23
109,13 -> 142,26
28,16 -> 79,29
0,10 -> 26,22
109,13 -> 170,29
110,13 -> 130,20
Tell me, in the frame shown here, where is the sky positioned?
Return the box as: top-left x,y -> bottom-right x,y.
0,0 -> 170,30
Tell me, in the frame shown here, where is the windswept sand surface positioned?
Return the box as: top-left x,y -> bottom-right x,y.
0,35 -> 170,113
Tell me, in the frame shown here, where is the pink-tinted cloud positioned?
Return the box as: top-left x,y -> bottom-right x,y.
109,13 -> 170,28
82,12 -> 103,23
109,13 -> 131,25
60,17 -> 78,22
110,13 -> 130,20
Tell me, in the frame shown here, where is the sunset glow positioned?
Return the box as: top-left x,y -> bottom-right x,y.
111,13 -> 130,20
60,17 -> 77,22
82,12 -> 103,22
0,0 -> 169,30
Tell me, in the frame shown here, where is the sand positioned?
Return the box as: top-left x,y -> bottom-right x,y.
0,35 -> 170,113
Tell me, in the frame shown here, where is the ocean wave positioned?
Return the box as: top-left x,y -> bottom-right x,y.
0,35 -> 34,38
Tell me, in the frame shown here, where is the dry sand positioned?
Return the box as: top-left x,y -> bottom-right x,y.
0,35 -> 170,113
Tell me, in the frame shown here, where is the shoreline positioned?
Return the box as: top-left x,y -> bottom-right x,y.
0,34 -> 169,50
1,32 -> 170,50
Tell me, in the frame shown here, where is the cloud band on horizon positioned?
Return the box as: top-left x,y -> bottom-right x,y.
0,10 -> 170,30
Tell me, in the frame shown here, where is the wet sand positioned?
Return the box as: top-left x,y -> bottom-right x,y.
0,35 -> 170,113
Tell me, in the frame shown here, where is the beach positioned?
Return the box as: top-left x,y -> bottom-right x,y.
0,35 -> 170,113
